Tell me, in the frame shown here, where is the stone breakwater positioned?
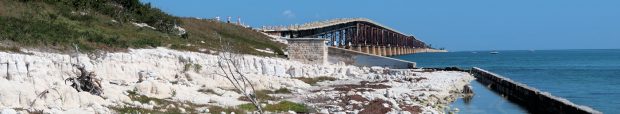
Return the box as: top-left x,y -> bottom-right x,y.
0,47 -> 474,113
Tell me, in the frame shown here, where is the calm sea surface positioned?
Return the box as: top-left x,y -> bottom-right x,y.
394,49 -> 620,114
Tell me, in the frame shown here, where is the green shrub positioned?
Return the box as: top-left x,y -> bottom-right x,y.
274,88 -> 292,94
265,101 -> 309,113
131,38 -> 162,47
238,101 -> 309,113
295,76 -> 338,85
193,64 -> 202,73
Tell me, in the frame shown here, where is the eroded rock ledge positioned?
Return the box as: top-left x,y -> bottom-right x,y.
0,48 -> 473,114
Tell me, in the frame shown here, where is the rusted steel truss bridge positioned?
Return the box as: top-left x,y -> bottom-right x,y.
262,18 -> 428,56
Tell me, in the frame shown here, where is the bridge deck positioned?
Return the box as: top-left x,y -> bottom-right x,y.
262,18 -> 408,36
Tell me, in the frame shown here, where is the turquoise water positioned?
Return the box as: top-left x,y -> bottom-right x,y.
394,49 -> 620,113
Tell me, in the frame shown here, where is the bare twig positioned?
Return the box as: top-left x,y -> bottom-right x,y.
215,34 -> 264,113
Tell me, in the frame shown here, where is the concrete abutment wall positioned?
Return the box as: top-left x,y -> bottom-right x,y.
287,38 -> 328,65
327,47 -> 415,69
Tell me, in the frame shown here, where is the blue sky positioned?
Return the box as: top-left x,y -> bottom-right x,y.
141,0 -> 619,51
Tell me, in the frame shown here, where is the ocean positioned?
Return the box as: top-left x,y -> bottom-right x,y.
394,49 -> 620,114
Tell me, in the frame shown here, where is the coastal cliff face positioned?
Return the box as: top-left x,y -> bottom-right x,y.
0,48 -> 473,114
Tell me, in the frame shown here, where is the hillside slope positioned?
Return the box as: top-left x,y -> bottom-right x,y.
0,0 -> 284,56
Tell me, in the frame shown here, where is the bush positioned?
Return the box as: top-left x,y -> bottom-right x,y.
131,38 -> 162,47
265,101 -> 309,113
295,76 -> 338,85
238,101 -> 309,113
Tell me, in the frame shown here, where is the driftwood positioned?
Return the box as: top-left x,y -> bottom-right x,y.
64,44 -> 103,96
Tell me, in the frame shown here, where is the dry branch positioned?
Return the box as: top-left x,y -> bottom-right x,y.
215,35 -> 264,113
64,44 -> 104,96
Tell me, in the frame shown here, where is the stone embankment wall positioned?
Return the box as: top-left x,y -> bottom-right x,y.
328,47 -> 416,69
471,67 -> 601,114
287,38 -> 327,65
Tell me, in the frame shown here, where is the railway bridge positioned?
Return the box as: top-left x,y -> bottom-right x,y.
262,18 -> 428,56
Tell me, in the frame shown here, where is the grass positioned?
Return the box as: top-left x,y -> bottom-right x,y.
295,76 -> 338,85
254,90 -> 275,101
118,90 -> 209,113
118,89 -> 251,113
237,101 -> 309,113
180,18 -> 286,56
237,88 -> 291,102
0,46 -> 22,53
274,88 -> 292,94
0,0 -> 286,57
208,105 -> 245,114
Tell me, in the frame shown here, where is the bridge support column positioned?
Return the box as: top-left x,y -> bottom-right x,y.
394,47 -> 399,55
378,46 -> 382,56
407,48 -> 411,54
400,47 -> 404,55
407,47 -> 410,54
364,45 -> 370,54
386,46 -> 392,56
376,46 -> 381,56
370,45 -> 376,55
394,47 -> 398,55
392,46 -> 397,56
405,48 -> 409,54
381,46 -> 386,56
356,45 -> 362,52
375,46 -> 381,56
382,46 -> 387,56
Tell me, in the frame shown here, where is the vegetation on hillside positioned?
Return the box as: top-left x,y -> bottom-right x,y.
0,0 -> 285,56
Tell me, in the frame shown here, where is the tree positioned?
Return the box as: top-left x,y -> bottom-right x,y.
215,34 -> 264,113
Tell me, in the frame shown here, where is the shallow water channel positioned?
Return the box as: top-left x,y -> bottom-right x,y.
447,80 -> 529,114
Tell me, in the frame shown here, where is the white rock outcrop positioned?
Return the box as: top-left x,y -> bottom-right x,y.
0,48 -> 364,113
0,47 -> 474,113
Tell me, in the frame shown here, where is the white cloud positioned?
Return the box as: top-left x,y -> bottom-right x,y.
282,10 -> 295,18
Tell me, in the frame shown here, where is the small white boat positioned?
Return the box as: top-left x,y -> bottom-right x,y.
490,51 -> 499,54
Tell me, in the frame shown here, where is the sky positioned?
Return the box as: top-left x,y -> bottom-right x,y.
141,0 -> 620,51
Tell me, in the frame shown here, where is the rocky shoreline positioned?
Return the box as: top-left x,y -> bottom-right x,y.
0,48 -> 473,114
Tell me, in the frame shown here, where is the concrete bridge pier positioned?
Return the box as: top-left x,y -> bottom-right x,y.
386,46 -> 392,56
393,47 -> 399,55
376,47 -> 380,55
394,46 -> 398,55
407,48 -> 412,54
364,45 -> 370,54
371,45 -> 377,55
378,46 -> 385,56
383,46 -> 388,56
393,46 -> 398,55
405,48 -> 409,54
